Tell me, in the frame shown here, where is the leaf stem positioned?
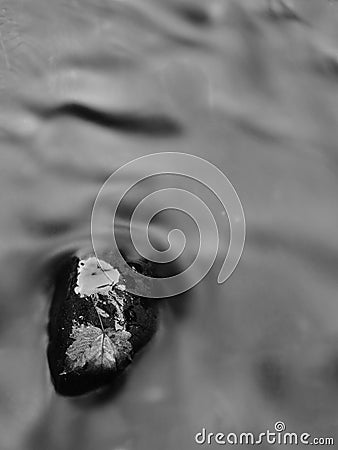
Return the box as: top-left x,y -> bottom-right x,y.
90,294 -> 106,367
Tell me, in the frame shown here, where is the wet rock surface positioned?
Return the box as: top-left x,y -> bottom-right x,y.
47,255 -> 159,396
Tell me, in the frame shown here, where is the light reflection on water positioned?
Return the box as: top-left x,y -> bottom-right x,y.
1,0 -> 338,449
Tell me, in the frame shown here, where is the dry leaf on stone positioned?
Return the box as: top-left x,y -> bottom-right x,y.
66,323 -> 116,371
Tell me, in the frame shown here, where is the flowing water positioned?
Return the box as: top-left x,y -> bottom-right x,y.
1,1 -> 338,449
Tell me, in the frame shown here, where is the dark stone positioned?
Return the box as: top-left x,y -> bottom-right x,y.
47,255 -> 159,396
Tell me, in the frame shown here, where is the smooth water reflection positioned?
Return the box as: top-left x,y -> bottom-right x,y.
1,0 -> 338,449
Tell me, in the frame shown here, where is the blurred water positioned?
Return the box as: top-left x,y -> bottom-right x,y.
1,0 -> 338,449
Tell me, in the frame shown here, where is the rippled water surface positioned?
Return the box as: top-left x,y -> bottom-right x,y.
1,1 -> 338,449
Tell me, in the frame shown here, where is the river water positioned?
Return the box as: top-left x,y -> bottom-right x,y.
1,1 -> 338,449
